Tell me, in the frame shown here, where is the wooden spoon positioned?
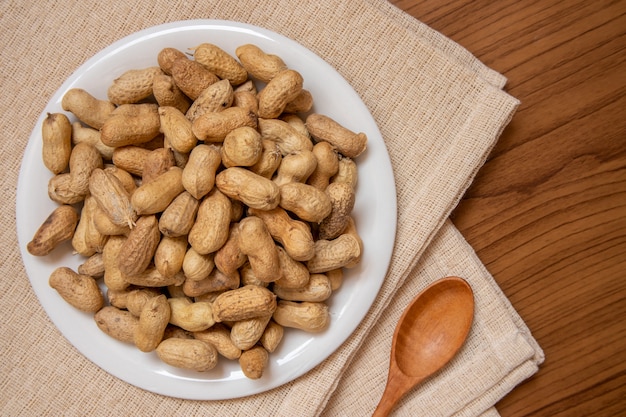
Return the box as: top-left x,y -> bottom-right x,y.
372,276 -> 474,416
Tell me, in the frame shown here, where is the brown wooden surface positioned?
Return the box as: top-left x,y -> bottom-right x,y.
388,0 -> 626,416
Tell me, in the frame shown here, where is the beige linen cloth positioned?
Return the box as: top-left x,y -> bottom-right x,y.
0,0 -> 544,416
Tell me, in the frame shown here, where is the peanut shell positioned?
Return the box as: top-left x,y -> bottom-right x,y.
257,69 -> 303,119
118,215 -> 160,276
188,188 -> 232,255
49,267 -> 104,313
61,88 -> 115,129
156,338 -> 218,372
212,285 -> 277,322
107,66 -> 163,105
215,167 -> 280,211
41,112 -> 72,174
27,205 -> 79,256
192,43 -> 248,85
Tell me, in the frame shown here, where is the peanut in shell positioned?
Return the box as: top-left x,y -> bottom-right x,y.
27,205 -> 79,256
41,112 -> 72,174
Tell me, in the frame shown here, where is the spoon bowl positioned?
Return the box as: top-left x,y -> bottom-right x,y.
373,276 -> 474,416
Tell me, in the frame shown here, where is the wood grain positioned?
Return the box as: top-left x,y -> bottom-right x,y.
389,0 -> 626,416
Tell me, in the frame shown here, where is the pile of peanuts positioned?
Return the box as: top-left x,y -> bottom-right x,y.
27,42 -> 366,379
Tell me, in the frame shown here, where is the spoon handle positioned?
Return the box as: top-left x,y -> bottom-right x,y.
372,385 -> 401,417
372,370 -> 423,417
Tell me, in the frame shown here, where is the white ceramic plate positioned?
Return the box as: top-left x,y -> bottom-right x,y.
16,20 -> 397,400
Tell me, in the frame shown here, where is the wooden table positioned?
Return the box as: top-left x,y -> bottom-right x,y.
389,0 -> 626,415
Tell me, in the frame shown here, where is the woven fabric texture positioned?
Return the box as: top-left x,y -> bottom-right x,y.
0,1 -> 543,416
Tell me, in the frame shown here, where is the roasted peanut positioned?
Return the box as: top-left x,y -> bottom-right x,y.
159,191 -> 199,238
182,144 -> 221,199
153,73 -> 192,114
283,89 -> 314,114
134,294 -> 171,352
163,325 -> 194,340
188,188 -> 231,255
327,268 -> 344,291
306,233 -> 362,273
238,216 -> 281,283
157,47 -> 187,75
42,112 -> 72,174
247,207 -> 315,262
124,267 -> 185,288
49,267 -> 104,313
260,320 -> 284,353
48,173 -> 84,205
158,106 -> 197,153
95,306 -> 139,344
258,118 -> 313,155
168,297 -> 215,332
343,217 -> 363,268
72,195 -> 108,257
167,284 -> 188,299
235,44 -> 287,83
333,156 -> 359,190
191,106 -> 257,142
107,66 -> 163,105
61,88 -> 115,129
221,126 -> 263,167
273,246 -> 310,289
89,168 -> 138,229
142,147 -> 176,184
212,285 -> 277,322
318,182 -> 356,239
164,137 -> 190,169
215,167 -> 280,211
78,253 -> 105,277
182,247 -> 215,282
156,338 -> 218,372
27,205 -> 78,256
103,165 -> 136,194
69,142 -> 103,197
232,90 -> 259,115
111,146 -> 152,177
154,235 -> 188,278
194,323 -> 241,360
71,122 -> 115,160
278,182 -> 332,223
249,139 -> 282,179
239,262 -> 268,288
170,57 -> 220,100
230,199 -> 245,222
273,300 -> 330,333
257,69 -> 303,119
272,150 -> 317,186
306,113 -> 367,158
93,204 -> 130,236
123,288 -> 163,316
185,79 -> 234,122
230,314 -> 271,350
214,223 -> 247,277
102,235 -> 130,291
273,273 -> 332,302
101,103 -> 161,148
118,215 -> 160,276
280,113 -> 310,139
131,166 -> 184,215
183,266 -> 239,297
234,79 -> 257,95
192,43 -> 248,86
239,345 -> 269,380
307,141 -> 339,190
